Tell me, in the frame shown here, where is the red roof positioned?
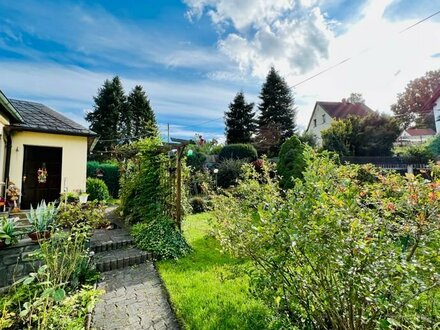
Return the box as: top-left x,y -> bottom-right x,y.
405,128 -> 436,136
317,101 -> 373,119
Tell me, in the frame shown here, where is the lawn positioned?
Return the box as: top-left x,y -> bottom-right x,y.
157,213 -> 273,330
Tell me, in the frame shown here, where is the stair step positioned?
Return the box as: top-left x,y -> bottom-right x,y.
94,247 -> 152,272
90,228 -> 134,252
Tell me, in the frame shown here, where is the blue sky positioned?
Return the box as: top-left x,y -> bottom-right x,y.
0,0 -> 439,141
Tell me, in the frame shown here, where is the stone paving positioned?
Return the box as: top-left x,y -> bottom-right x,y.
92,263 -> 179,330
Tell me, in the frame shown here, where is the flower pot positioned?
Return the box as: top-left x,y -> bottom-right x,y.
28,231 -> 51,243
79,194 -> 89,204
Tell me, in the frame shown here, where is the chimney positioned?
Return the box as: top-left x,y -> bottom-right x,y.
341,98 -> 347,104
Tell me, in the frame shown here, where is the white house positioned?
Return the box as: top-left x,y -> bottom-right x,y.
306,100 -> 374,145
0,90 -> 97,208
396,128 -> 436,145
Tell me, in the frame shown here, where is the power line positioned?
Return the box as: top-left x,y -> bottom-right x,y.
292,9 -> 440,88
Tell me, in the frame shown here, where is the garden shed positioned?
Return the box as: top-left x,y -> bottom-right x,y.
0,90 -> 97,208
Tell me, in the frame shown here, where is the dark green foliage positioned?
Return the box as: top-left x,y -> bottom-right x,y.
87,161 -> 120,198
256,67 -> 296,156
217,159 -> 244,188
86,76 -> 126,158
322,113 -> 401,156
225,91 -> 256,144
186,151 -> 207,171
86,178 -> 110,201
218,144 -> 257,161
119,138 -> 171,224
131,217 -> 191,260
127,85 -> 158,139
298,131 -> 317,147
189,197 -> 206,214
277,136 -> 306,189
428,134 -> 440,157
392,69 -> 440,129
395,144 -> 436,163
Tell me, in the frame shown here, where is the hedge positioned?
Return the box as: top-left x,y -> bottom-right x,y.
87,161 -> 120,198
218,144 -> 257,161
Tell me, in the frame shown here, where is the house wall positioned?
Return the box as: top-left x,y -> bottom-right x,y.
0,114 -> 11,195
434,96 -> 440,135
306,104 -> 333,145
9,131 -> 88,196
397,131 -> 435,145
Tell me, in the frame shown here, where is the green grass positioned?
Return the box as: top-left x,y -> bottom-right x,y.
157,213 -> 273,330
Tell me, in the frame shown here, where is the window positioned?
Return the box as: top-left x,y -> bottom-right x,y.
313,119 -> 317,127
322,114 -> 326,123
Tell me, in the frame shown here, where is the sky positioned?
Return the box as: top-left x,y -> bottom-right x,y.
0,0 -> 439,142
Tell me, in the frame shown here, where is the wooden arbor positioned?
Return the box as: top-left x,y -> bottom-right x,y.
165,137 -> 192,231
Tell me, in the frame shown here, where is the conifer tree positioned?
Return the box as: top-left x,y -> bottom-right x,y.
256,67 -> 296,156
86,76 -> 126,156
225,91 -> 256,144
127,85 -> 158,139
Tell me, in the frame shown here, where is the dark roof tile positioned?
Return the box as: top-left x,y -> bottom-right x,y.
9,99 -> 96,136
317,101 -> 374,119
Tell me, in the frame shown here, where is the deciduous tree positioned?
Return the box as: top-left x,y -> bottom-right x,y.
392,69 -> 440,129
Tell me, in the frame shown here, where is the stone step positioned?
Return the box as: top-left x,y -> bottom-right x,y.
94,247 -> 152,272
90,228 -> 134,253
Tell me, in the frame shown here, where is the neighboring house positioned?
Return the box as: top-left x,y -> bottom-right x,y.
0,91 -> 97,208
396,128 -> 436,145
306,100 -> 374,145
421,86 -> 440,135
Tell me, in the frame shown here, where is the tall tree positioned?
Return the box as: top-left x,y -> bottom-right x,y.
127,85 -> 158,139
392,69 -> 440,129
86,76 -> 126,156
256,67 -> 296,156
347,92 -> 365,104
224,91 -> 256,144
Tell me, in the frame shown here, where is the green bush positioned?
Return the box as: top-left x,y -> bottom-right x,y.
218,144 -> 257,161
56,201 -> 109,229
428,134 -> 440,157
86,178 -> 110,201
189,197 -> 206,214
87,161 -> 120,198
277,135 -> 306,189
213,149 -> 440,329
394,143 -> 435,163
217,159 -> 244,188
186,151 -> 207,171
132,217 -> 191,260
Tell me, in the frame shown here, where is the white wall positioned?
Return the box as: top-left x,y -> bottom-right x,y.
306,104 -> 333,145
9,131 -> 88,194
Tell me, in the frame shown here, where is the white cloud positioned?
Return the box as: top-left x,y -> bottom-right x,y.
290,0 -> 440,127
185,0 -> 334,77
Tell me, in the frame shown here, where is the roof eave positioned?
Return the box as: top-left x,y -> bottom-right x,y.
0,91 -> 24,123
7,125 -> 97,138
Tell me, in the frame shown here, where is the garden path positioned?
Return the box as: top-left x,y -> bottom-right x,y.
92,208 -> 179,330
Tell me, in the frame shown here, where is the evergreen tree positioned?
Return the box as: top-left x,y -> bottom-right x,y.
224,91 -> 256,144
256,67 -> 296,156
86,76 -> 126,157
127,85 -> 158,139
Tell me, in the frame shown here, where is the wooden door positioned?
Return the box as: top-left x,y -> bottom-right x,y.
21,146 -> 62,209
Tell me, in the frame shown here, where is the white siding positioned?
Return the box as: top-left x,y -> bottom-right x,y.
306,104 -> 333,145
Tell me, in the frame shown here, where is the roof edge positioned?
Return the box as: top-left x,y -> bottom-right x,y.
0,90 -> 24,123
7,125 -> 97,137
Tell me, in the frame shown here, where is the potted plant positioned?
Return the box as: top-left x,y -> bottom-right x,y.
0,216 -> 20,248
79,192 -> 89,204
26,200 -> 59,242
